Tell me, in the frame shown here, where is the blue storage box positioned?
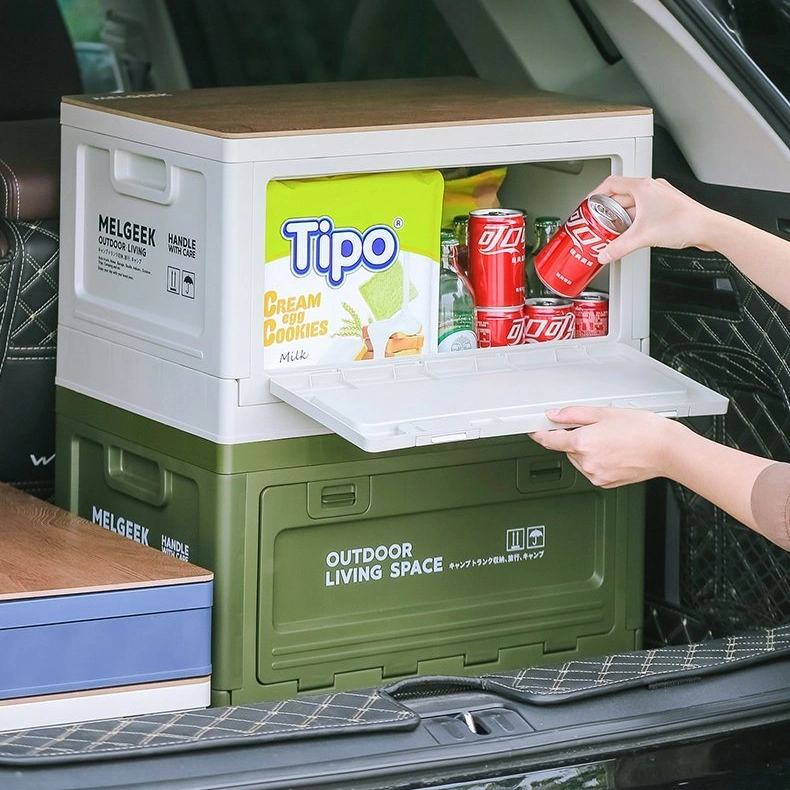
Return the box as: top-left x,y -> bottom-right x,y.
0,482 -> 213,728
0,582 -> 212,699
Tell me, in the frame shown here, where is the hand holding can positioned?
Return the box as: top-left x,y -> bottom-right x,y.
534,194 -> 631,298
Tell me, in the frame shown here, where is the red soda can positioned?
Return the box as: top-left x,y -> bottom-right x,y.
523,297 -> 575,343
573,291 -> 609,338
534,194 -> 631,298
468,208 -> 526,308
475,306 -> 525,348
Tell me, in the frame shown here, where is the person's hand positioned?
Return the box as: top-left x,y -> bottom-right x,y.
591,176 -> 722,263
528,405 -> 687,488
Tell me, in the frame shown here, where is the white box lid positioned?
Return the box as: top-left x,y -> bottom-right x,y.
269,342 -> 729,452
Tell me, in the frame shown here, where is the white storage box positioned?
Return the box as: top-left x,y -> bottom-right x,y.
57,77 -> 727,449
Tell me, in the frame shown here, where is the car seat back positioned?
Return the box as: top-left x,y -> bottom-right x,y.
0,0 -> 82,499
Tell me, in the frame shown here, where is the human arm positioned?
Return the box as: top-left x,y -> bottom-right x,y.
594,176 -> 790,309
528,406 -> 790,550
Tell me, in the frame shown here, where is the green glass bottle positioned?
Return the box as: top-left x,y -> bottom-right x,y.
438,230 -> 477,353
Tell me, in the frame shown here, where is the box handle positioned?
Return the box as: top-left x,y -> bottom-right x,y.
307,477 -> 371,519
103,446 -> 172,507
528,460 -> 563,482
516,457 -> 574,493
110,148 -> 177,205
320,484 -> 357,508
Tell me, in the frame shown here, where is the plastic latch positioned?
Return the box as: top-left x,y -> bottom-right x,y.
529,460 -> 563,482
321,484 -> 357,508
425,708 -> 532,744
307,477 -> 371,519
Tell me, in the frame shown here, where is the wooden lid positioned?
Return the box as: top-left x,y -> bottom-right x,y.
0,483 -> 212,600
62,77 -> 651,138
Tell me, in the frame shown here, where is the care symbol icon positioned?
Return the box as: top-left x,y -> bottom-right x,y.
527,526 -> 545,549
506,527 -> 525,552
167,266 -> 180,294
181,270 -> 196,299
506,525 -> 545,552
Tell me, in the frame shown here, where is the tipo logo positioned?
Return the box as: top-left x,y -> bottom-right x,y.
281,216 -> 399,287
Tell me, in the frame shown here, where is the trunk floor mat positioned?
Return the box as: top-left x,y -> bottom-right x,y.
387,623 -> 790,703
1,624 -> 788,764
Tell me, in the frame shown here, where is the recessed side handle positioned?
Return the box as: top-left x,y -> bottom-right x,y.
777,217 -> 790,238
110,148 -> 177,204
103,445 -> 171,507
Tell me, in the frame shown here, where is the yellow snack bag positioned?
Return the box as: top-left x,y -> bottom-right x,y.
441,167 -> 508,228
264,170 -> 443,369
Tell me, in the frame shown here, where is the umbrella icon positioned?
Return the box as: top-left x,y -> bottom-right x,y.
527,527 -> 545,549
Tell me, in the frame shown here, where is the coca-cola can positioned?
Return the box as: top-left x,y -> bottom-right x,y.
475,306 -> 525,348
573,291 -> 609,338
468,208 -> 526,308
523,297 -> 575,343
534,194 -> 631,298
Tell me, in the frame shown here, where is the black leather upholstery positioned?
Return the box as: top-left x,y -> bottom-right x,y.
0,1 -> 83,499
0,219 -> 59,499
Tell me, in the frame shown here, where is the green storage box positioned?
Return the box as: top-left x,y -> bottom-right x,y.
56,388 -> 644,707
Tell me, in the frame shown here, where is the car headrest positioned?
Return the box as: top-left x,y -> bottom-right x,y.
0,119 -> 63,222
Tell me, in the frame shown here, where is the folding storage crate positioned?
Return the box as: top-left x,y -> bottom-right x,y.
54,78 -> 727,706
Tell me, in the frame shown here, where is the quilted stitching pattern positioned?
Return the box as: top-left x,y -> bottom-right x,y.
0,689 -> 417,762
0,154 -> 21,221
482,623 -> 790,701
0,219 -> 58,365
644,599 -> 714,647
0,218 -> 60,500
2,627 -> 787,762
650,249 -> 790,630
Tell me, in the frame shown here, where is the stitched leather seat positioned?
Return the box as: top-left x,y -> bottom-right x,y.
0,0 -> 83,499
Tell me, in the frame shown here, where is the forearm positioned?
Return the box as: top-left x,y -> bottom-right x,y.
594,177 -> 790,309
658,421 -> 774,535
751,464 -> 790,550
699,210 -> 790,308
530,406 -> 788,549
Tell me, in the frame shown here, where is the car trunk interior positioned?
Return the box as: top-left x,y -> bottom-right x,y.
0,1 -> 789,787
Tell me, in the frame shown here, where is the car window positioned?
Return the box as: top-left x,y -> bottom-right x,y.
729,0 -> 790,99
698,0 -> 790,100
57,0 -> 128,92
57,0 -> 104,43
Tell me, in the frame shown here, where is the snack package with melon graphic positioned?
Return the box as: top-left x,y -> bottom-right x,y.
264,171 -> 443,369
440,167 -> 507,228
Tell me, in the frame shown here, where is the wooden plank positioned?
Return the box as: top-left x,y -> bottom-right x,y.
0,483 -> 211,600
63,77 -> 651,138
